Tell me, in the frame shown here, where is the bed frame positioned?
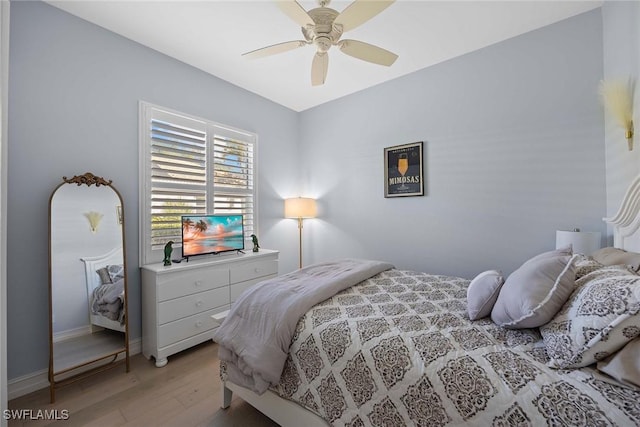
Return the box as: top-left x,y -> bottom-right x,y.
80,247 -> 125,333
220,174 -> 640,427
603,173 -> 640,252
223,381 -> 328,427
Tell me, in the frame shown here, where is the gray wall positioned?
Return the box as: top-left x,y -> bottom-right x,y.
602,1 -> 640,221
298,9 -> 606,278
8,1 -> 299,379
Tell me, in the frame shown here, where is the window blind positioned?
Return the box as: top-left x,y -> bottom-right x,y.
140,103 -> 257,263
213,133 -> 254,231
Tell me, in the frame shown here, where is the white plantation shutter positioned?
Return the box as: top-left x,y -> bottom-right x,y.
140,103 -> 257,264
150,117 -> 207,249
213,133 -> 255,232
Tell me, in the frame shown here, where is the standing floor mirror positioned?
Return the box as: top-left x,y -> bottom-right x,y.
48,173 -> 130,403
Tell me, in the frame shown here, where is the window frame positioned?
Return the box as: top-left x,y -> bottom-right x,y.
138,101 -> 258,265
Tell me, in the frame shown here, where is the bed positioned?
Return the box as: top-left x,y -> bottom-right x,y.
80,247 -> 126,333
215,177 -> 640,426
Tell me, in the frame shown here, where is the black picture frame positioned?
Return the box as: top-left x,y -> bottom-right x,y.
384,141 -> 424,197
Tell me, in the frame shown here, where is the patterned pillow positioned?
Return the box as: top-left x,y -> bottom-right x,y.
540,266 -> 640,368
466,270 -> 504,321
573,254 -> 603,280
107,264 -> 125,282
575,264 -> 636,288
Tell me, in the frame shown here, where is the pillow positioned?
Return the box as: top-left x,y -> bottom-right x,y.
527,246 -> 572,262
573,254 -> 604,280
467,270 -> 505,320
96,267 -> 112,284
540,266 -> 640,369
597,337 -> 640,389
575,264 -> 637,289
592,247 -> 640,272
491,253 -> 577,329
107,264 -> 125,282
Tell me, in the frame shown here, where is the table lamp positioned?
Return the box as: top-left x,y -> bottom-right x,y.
556,228 -> 601,255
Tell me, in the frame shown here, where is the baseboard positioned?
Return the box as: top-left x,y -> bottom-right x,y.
8,338 -> 141,401
7,368 -> 48,401
53,325 -> 91,343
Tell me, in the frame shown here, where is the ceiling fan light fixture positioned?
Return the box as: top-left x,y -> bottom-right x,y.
314,36 -> 332,53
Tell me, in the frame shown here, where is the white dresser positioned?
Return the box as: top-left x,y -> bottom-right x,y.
141,249 -> 278,367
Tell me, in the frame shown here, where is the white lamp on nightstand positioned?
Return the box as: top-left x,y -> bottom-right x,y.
556,228 -> 601,255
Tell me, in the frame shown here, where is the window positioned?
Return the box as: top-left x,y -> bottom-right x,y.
139,102 -> 256,265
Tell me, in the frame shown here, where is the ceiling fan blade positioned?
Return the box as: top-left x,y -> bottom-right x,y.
242,40 -> 307,59
334,0 -> 395,32
275,0 -> 314,27
311,52 -> 328,86
339,39 -> 398,66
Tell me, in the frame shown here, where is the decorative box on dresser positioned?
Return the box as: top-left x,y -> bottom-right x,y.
141,249 -> 278,367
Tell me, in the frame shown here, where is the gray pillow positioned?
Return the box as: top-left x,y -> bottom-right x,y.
96,267 -> 112,284
491,253 -> 577,329
592,247 -> 640,272
466,270 -> 504,321
527,246 -> 572,262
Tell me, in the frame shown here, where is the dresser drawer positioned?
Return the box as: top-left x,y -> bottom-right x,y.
157,268 -> 229,301
158,286 -> 229,324
230,259 -> 278,284
158,308 -> 225,348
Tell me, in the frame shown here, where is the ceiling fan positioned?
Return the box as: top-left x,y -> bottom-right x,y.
243,0 -> 398,86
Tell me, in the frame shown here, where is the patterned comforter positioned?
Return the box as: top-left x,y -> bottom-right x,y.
260,269 -> 640,426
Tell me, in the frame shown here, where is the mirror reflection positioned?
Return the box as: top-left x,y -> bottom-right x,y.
48,173 -> 129,403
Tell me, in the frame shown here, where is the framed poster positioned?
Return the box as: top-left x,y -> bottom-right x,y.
384,141 -> 424,197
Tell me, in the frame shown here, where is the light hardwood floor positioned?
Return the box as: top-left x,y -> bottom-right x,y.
8,341 -> 279,427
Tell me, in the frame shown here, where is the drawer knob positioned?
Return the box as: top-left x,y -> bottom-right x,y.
194,280 -> 203,287
254,268 -> 260,273
195,300 -> 203,307
195,321 -> 203,328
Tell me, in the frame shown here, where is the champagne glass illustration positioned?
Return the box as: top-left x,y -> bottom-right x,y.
397,153 -> 409,190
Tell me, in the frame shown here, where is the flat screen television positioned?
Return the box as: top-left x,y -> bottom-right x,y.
181,214 -> 245,259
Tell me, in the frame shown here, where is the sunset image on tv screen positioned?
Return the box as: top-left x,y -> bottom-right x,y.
181,214 -> 244,257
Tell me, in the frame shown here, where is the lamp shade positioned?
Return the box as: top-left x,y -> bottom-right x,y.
556,229 -> 601,255
284,197 -> 317,219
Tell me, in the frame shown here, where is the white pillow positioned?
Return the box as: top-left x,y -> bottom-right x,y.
466,270 -> 504,321
491,253 -> 577,329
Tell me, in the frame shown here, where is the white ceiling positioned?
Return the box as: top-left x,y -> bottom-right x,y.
47,0 -> 602,112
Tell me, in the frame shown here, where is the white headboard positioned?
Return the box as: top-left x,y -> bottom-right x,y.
604,174 -> 640,252
80,247 -> 124,296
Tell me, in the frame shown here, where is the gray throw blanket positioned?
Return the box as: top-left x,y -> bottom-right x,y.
214,259 -> 393,394
91,278 -> 125,324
